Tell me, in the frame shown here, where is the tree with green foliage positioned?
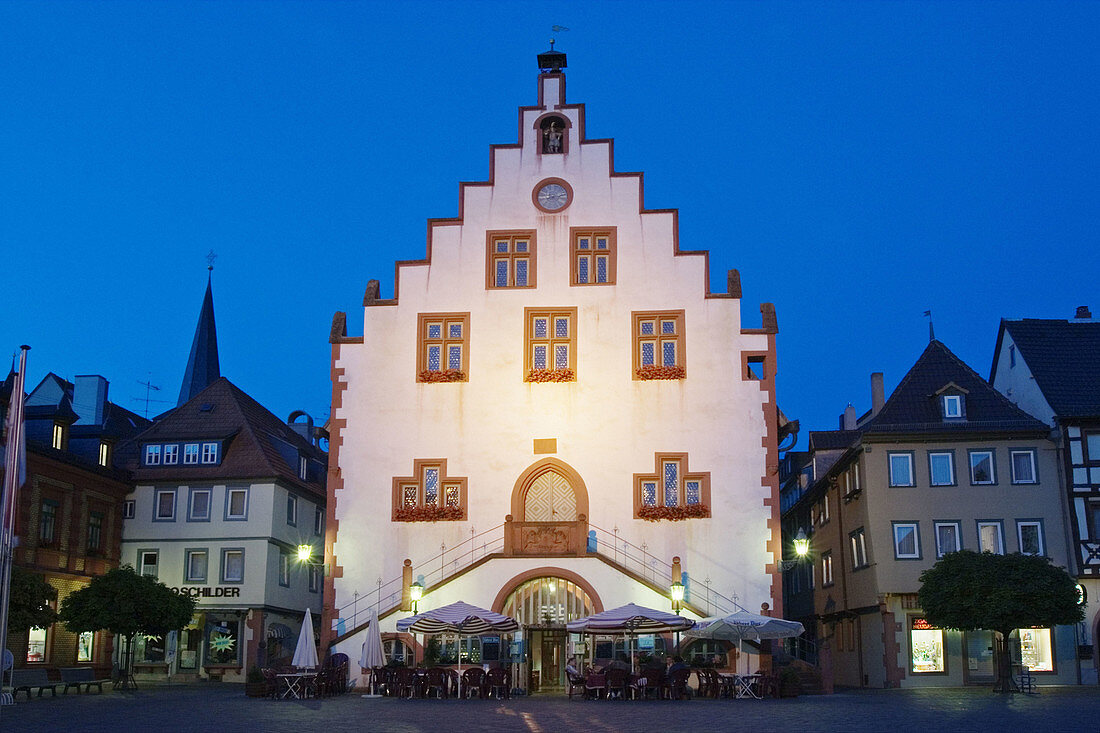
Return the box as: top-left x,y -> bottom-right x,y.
918,551 -> 1082,692
7,567 -> 58,632
59,566 -> 195,688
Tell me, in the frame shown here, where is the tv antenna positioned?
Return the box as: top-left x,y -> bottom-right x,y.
134,378 -> 172,418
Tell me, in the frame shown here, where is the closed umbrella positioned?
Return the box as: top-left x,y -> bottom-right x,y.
684,610 -> 804,673
359,608 -> 386,697
397,601 -> 518,699
292,608 -> 320,670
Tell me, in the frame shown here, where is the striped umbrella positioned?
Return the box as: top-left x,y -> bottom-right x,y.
566,603 -> 695,634
396,601 -> 518,698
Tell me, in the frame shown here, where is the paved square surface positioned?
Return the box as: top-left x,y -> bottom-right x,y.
3,684 -> 1099,732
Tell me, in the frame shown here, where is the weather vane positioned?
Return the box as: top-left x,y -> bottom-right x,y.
206,249 -> 218,271
550,24 -> 569,51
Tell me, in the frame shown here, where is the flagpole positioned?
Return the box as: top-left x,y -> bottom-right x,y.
0,345 -> 30,711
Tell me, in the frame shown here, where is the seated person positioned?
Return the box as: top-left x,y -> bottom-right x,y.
565,662 -> 580,678
668,655 -> 689,674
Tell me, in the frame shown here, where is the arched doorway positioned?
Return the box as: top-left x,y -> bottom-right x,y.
494,570 -> 601,693
506,459 -> 589,556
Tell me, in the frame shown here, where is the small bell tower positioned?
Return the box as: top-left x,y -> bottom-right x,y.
537,40 -> 567,109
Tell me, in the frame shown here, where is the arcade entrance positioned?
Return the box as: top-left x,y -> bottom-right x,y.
501,576 -> 595,693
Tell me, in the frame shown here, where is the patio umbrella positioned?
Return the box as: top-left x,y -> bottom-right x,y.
292,607 -> 320,670
684,610 -> 804,673
359,608 -> 386,697
396,601 -> 518,698
567,603 -> 696,673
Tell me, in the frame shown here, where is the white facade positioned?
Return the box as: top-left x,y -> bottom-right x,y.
325,66 -> 781,682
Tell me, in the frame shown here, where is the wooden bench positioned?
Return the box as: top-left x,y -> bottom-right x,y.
10,668 -> 59,699
60,667 -> 111,694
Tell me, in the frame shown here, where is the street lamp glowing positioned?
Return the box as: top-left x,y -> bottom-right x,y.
297,545 -> 312,562
670,580 -> 685,613
409,581 -> 423,613
793,528 -> 810,558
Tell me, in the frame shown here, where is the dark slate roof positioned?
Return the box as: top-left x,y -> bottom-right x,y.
119,377 -> 326,498
808,430 -> 861,451
177,275 -> 221,407
863,340 -> 1049,435
994,318 -> 1100,418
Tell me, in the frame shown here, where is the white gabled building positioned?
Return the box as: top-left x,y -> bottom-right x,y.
324,50 -> 783,689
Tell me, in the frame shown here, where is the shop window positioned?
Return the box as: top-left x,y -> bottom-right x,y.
634,453 -> 711,520
928,451 -> 955,486
934,521 -> 961,557
416,313 -> 470,382
888,453 -> 914,487
1015,628 -> 1054,672
39,500 -> 58,545
205,617 -> 241,665
225,487 -> 248,520
185,549 -> 208,583
26,627 -> 47,663
849,528 -> 868,569
525,308 -> 577,381
86,512 -> 103,553
632,310 -> 686,380
893,522 -> 920,559
968,450 -> 996,485
188,488 -> 211,521
135,633 -> 166,663
1017,521 -> 1044,555
154,489 -> 176,521
391,459 -> 467,521
1010,450 -> 1038,484
77,631 -> 94,663
486,231 -> 536,289
571,228 -> 616,285
910,618 -> 945,673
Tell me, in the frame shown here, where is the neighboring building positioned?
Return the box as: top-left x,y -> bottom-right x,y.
325,50 -> 782,690
783,340 -> 1077,687
990,305 -> 1100,684
117,276 -> 328,681
1,369 -> 149,673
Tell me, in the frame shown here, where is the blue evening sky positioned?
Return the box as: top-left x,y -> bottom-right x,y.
2,1 -> 1097,440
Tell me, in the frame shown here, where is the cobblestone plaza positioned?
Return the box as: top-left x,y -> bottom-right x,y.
3,685 -> 1099,733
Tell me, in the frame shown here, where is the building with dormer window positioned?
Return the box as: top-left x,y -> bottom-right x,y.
324,50 -> 783,690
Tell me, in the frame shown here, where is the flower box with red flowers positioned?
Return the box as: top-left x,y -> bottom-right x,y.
526,368 -> 576,383
418,369 -> 467,383
393,505 -> 465,522
635,365 -> 686,380
637,504 -> 709,522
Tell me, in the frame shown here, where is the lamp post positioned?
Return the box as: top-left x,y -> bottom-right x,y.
670,580 -> 685,650
779,528 -> 810,571
409,581 -> 423,614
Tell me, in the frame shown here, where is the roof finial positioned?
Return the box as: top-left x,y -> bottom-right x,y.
539,26 -> 569,73
206,249 -> 218,272
923,309 -> 935,342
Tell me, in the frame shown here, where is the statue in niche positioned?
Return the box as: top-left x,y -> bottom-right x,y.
542,119 -> 564,153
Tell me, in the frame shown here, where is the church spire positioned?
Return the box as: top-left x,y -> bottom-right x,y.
177,268 -> 221,407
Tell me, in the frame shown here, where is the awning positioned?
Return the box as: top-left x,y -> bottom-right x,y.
267,622 -> 293,640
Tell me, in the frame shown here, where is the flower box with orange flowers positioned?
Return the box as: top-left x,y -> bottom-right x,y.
635,365 -> 686,380
526,368 -> 575,383
393,505 -> 465,522
418,369 -> 466,383
637,504 -> 710,522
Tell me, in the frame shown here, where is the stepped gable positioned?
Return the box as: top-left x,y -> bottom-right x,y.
997,318 -> 1100,418
864,340 -> 1048,435
120,377 -> 325,497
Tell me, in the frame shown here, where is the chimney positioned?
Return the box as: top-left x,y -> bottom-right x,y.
1075,305 -> 1092,320
73,375 -> 108,426
871,372 -> 885,416
842,404 -> 857,430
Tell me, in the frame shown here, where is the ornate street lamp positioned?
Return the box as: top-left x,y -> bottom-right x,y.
670,581 -> 685,614
297,544 -> 313,562
409,581 -> 423,614
793,528 -> 810,558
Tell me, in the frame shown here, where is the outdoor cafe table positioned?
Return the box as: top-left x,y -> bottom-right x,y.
719,673 -> 763,699
277,671 -> 317,699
